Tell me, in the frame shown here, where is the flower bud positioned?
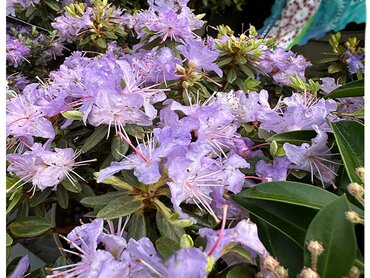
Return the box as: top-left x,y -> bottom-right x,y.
345,211 -> 363,224
347,183 -> 364,198
255,272 -> 264,278
307,240 -> 324,256
356,167 -> 365,180
348,266 -> 360,278
262,256 -> 280,271
273,266 -> 289,278
299,267 -> 320,278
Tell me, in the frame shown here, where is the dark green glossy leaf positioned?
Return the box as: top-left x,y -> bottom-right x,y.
324,79 -> 364,99
127,213 -> 147,240
251,216 -> 303,276
266,130 -> 317,145
330,120 -> 364,184
232,198 -> 316,247
97,195 -> 143,220
81,125 -> 108,153
304,195 -> 356,278
235,181 -> 338,210
56,185 -> 69,209
28,188 -> 52,207
80,191 -> 127,207
9,216 -> 53,237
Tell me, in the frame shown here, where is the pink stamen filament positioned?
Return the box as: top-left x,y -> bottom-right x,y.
208,204 -> 228,257
250,142 -> 270,149
116,131 -> 149,163
199,73 -> 223,88
245,176 -> 270,182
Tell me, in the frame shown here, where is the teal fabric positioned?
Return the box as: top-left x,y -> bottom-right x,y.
260,0 -> 366,46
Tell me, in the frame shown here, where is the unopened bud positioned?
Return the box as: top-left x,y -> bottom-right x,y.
356,167 -> 365,180
347,183 -> 364,198
299,267 -> 320,278
255,272 -> 264,278
348,266 -> 360,278
345,211 -> 363,224
273,266 -> 289,278
262,256 -> 280,271
307,240 -> 324,256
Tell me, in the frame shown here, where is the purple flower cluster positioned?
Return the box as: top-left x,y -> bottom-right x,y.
6,23 -> 65,67
6,0 -> 40,16
6,34 -> 31,68
98,96 -> 253,221
177,37 -> 223,77
341,50 -> 365,74
47,217 -> 273,278
132,0 -> 204,43
7,140 -> 95,194
258,47 -> 312,85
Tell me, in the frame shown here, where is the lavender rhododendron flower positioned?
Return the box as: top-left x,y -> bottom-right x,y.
283,125 -> 339,186
177,38 -> 223,77
133,0 -> 204,43
6,35 -> 31,68
7,141 -> 95,194
258,92 -> 337,132
342,50 -> 365,74
320,77 -> 364,115
258,47 -> 311,85
256,156 -> 291,181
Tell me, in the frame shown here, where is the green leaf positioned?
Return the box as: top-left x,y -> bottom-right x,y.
226,264 -> 257,278
81,125 -> 108,153
61,110 -> 83,120
234,181 -> 338,210
155,237 -> 180,259
97,195 -> 143,220
61,179 -> 82,193
329,121 -> 364,184
9,216 -> 53,237
180,234 -> 194,248
156,211 -> 185,243
127,213 -> 147,240
232,197 -> 316,247
324,79 -> 364,99
44,0 -> 61,11
56,185 -> 69,209
239,64 -> 254,78
28,188 -> 52,207
80,191 -> 128,207
340,108 -> 364,119
251,216 -> 303,276
96,37 -> 107,49
304,195 -> 356,278
6,233 -> 13,246
7,194 -> 21,214
266,130 -> 317,145
111,136 -> 129,160
227,70 -> 237,83
104,31 -> 118,40
218,57 -> 233,67
328,64 -> 343,74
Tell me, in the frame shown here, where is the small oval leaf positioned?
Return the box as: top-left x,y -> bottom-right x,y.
9,216 -> 53,237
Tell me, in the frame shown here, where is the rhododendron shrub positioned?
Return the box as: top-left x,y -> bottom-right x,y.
6,0 -> 364,277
